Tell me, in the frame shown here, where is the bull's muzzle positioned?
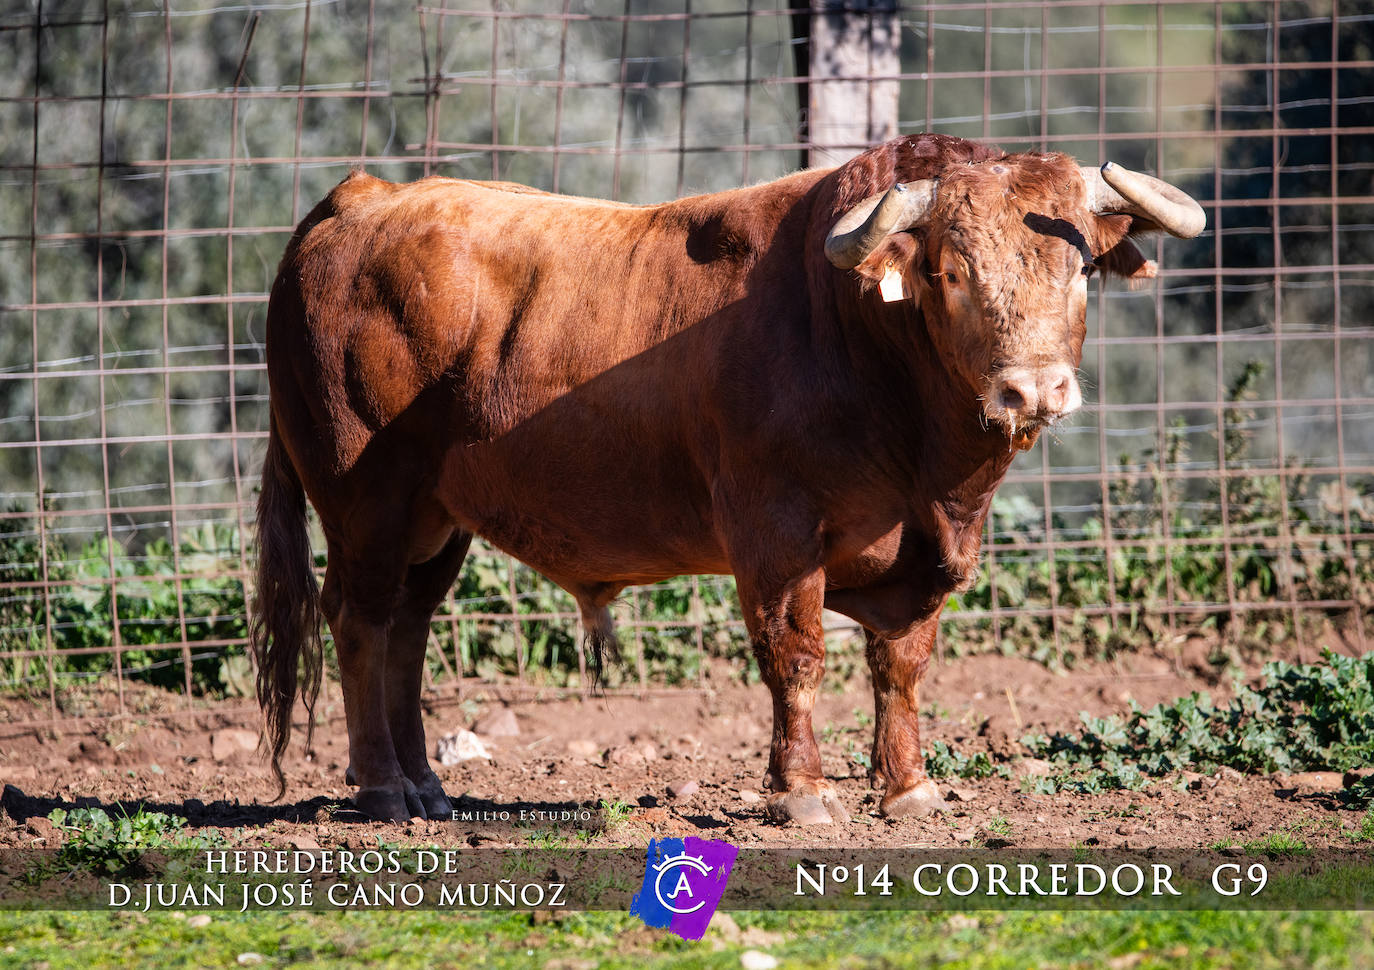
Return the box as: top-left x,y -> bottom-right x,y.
986,362 -> 1082,430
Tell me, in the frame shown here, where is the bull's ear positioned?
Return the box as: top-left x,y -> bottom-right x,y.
853,232 -> 921,295
1089,213 -> 1158,285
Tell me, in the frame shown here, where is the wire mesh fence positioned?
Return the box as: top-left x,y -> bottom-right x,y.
1,0 -> 1371,727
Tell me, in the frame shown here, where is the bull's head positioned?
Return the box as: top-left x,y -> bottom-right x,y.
824,154 -> 1205,448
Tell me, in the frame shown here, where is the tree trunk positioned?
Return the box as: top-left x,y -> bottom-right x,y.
802,0 -> 900,168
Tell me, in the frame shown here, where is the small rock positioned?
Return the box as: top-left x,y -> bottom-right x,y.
668,779 -> 700,799
436,730 -> 491,765
566,740 -> 600,760
740,951 -> 779,970
291,835 -> 320,850
472,707 -> 520,738
25,816 -> 58,843
0,766 -> 36,784
236,954 -> 265,966
210,729 -> 259,763
1215,766 -> 1243,784
738,789 -> 761,804
1115,823 -> 1141,836
671,734 -> 703,758
186,914 -> 212,928
605,743 -> 657,767
1017,758 -> 1053,777
944,787 -> 976,803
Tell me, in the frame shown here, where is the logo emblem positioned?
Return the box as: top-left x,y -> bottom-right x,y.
630,837 -> 738,940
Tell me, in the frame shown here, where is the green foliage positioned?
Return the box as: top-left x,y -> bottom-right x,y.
923,740 -> 1008,781
845,739 -> 872,772
1021,650 -> 1374,802
1352,807 -> 1374,844
1243,830 -> 1310,857
598,798 -> 633,832
44,806 -> 225,877
1,511 -> 247,694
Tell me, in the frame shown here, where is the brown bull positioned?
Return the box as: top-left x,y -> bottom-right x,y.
253,134 -> 1203,824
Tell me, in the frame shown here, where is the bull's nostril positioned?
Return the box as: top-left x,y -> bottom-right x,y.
999,386 -> 1026,411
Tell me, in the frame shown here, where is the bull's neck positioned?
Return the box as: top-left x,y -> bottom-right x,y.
927,440 -> 1018,586
850,296 -> 1022,584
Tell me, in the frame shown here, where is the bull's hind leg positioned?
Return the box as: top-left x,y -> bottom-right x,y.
866,620 -> 948,817
320,550 -> 421,821
383,530 -> 473,819
737,569 -> 850,826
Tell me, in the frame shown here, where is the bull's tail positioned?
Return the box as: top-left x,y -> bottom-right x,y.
250,415 -> 323,801
578,602 -> 622,689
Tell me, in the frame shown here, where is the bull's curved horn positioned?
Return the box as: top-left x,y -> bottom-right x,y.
1080,162 -> 1206,239
824,179 -> 938,269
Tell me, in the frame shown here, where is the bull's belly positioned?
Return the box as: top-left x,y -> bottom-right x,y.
435,440 -> 731,587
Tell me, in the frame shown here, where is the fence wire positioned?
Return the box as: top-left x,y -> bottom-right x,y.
1,0 -> 1372,729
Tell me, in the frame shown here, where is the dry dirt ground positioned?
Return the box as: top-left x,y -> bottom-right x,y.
0,642 -> 1368,851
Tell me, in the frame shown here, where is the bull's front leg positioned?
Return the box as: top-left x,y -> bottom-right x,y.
866,618 -> 948,817
739,569 -> 850,826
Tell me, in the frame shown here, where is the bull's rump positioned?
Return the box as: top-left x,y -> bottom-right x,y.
270,172 -> 765,583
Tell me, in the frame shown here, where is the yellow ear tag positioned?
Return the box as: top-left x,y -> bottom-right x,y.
878,262 -> 908,303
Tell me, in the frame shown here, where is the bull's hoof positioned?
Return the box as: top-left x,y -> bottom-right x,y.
879,779 -> 948,818
765,783 -> 851,826
413,776 -> 454,819
354,785 -> 427,822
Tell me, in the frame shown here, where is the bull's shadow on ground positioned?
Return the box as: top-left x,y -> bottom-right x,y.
1,783 -> 339,829
1,783 -> 665,837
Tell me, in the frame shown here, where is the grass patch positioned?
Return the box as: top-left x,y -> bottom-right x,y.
1,910 -> 1373,969
1243,830 -> 1311,857
1019,650 -> 1374,802
1348,808 -> 1374,844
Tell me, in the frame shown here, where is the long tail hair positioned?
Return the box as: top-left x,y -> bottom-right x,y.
250,415 -> 323,800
